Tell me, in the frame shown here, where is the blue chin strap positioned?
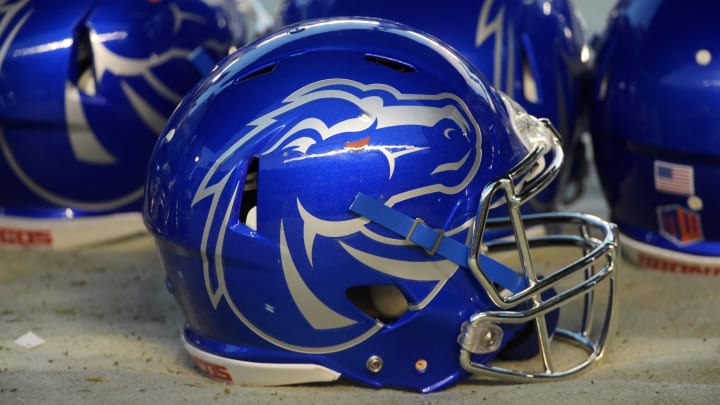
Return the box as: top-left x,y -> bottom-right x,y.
350,193 -> 528,294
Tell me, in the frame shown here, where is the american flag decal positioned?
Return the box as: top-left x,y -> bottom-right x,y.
654,160 -> 694,196
657,205 -> 703,245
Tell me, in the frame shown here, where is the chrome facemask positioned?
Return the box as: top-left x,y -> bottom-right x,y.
351,95 -> 619,382
459,96 -> 618,380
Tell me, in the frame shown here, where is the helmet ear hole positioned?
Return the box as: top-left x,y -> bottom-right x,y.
239,157 -> 259,230
74,26 -> 96,95
346,285 -> 408,324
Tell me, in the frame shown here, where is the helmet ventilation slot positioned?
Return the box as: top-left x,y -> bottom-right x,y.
346,284 -> 408,324
236,62 -> 278,83
364,54 -> 416,73
239,157 -> 259,230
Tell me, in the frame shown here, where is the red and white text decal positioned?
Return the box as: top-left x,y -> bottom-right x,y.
0,227 -> 52,247
636,253 -> 720,277
190,355 -> 233,381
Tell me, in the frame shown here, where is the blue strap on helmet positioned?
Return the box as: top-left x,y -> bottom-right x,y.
350,192 -> 527,293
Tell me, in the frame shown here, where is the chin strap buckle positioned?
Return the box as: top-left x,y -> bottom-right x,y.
405,217 -> 445,256
349,192 -> 526,293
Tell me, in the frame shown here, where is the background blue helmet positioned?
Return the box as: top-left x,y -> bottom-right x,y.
590,0 -> 720,275
235,0 -> 276,39
0,0 -> 243,248
144,18 -> 618,392
278,0 -> 592,211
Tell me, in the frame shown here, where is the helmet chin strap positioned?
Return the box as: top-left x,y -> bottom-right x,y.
349,192 -> 528,293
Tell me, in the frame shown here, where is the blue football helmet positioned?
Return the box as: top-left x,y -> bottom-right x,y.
0,0 -> 243,248
278,0 -> 592,211
590,0 -> 720,275
144,18 -> 618,392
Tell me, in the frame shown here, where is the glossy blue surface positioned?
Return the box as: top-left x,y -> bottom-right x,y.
144,18 -> 549,392
0,0 -> 241,218
590,0 -> 720,256
278,0 -> 591,209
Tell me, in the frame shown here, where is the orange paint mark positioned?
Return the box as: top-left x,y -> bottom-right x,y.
344,136 -> 371,150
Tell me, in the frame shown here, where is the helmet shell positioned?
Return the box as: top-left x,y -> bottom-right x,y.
0,0 -> 239,218
145,17 -> 543,392
590,0 -> 720,269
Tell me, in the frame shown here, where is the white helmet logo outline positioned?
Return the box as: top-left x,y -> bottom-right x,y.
0,0 -> 219,211
193,78 -> 485,353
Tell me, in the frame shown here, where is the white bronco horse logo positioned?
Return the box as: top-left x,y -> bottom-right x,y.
194,78 -> 486,352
